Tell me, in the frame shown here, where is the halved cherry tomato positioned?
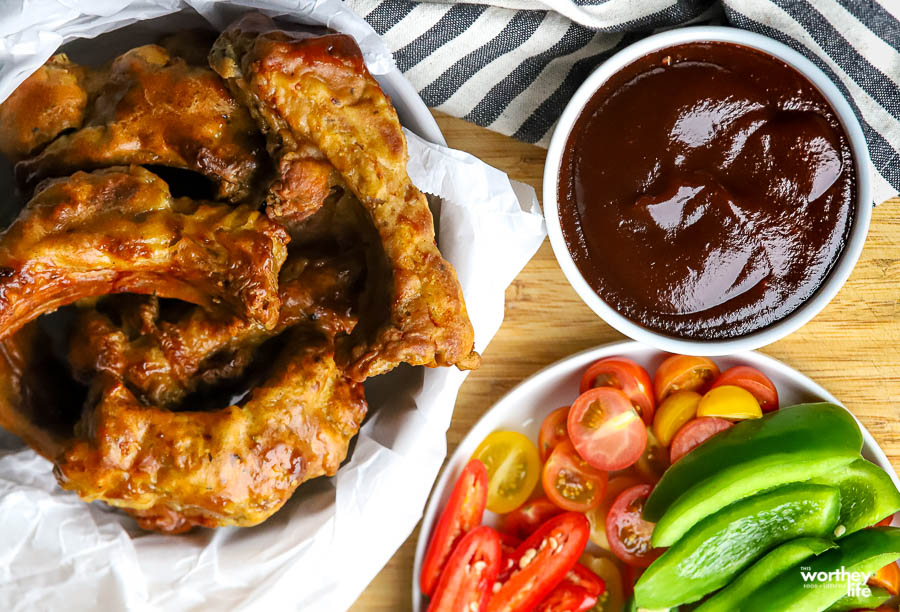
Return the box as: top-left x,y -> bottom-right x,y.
503,497 -> 565,540
567,387 -> 647,472
580,357 -> 655,424
535,584 -> 597,612
580,554 -> 625,612
652,390 -> 701,447
587,475 -> 645,550
876,514 -> 896,527
606,484 -> 664,568
654,355 -> 720,402
539,406 -> 570,461
697,385 -> 763,420
711,365 -> 779,412
669,417 -> 734,463
623,564 -> 644,597
869,561 -> 900,596
488,513 -> 590,612
472,431 -> 541,514
427,525 -> 502,612
542,440 -> 608,512
634,427 -> 669,483
420,459 -> 489,596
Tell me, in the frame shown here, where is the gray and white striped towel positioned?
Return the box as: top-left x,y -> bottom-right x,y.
345,0 -> 900,204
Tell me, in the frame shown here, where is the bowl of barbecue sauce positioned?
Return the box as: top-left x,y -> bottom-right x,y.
544,27 -> 871,354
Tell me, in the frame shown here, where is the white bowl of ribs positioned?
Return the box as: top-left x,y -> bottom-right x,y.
0,12 -> 479,535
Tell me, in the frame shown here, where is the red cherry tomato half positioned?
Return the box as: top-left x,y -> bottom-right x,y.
623,564 -> 644,598
503,497 -> 565,541
875,514 -> 896,528
539,406 -> 570,461
669,417 -> 734,463
568,387 -> 647,472
580,357 -> 655,424
535,584 -> 597,612
711,365 -> 779,412
488,513 -> 590,612
427,526 -> 502,612
420,459 -> 489,596
606,484 -> 664,568
542,440 -> 609,512
654,355 -> 720,403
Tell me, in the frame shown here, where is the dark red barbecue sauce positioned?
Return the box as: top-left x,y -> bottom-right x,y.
558,42 -> 856,339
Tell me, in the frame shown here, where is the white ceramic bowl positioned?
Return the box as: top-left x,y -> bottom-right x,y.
543,26 -> 872,356
411,342 -> 899,610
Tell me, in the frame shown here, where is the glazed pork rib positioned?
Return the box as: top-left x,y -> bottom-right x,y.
12,45 -> 265,202
0,166 -> 289,340
57,330 -> 367,532
210,14 -> 480,380
0,54 -> 90,163
69,251 -> 361,408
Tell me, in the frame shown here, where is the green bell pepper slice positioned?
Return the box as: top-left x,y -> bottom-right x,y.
741,526 -> 900,611
645,403 -> 861,547
826,586 -> 890,611
813,458 -> 900,536
693,537 -> 835,612
635,484 -> 841,608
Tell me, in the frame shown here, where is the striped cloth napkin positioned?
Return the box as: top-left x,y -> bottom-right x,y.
346,0 -> 900,204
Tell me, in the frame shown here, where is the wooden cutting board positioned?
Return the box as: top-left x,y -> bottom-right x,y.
350,110 -> 900,611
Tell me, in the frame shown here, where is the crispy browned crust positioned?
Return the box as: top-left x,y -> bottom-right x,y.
69,252 -> 361,408
0,166 -> 289,340
14,45 -> 265,202
56,330 -> 367,532
210,14 -> 480,380
0,54 -> 89,162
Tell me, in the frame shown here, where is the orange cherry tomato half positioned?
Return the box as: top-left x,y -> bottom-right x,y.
539,406 -> 570,462
869,561 -> 900,596
606,484 -> 664,568
543,440 -> 608,512
711,365 -> 779,412
669,417 -> 734,463
654,355 -> 720,403
580,357 -> 655,424
568,387 -> 647,472
420,459 -> 489,596
503,497 -> 565,541
488,513 -> 590,612
427,525 -> 502,612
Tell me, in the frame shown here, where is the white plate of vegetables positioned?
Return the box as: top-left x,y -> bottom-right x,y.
413,341 -> 900,612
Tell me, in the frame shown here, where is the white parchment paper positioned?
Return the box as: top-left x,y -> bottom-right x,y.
0,2 -> 547,610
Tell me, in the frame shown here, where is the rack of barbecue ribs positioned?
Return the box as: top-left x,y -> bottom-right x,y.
0,14 -> 479,532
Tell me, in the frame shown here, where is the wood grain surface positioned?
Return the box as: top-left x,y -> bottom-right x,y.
349,110 -> 900,611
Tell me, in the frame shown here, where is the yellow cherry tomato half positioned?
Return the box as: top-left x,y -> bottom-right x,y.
696,385 -> 763,421
580,553 -> 626,612
471,431 -> 541,514
652,390 -> 701,447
